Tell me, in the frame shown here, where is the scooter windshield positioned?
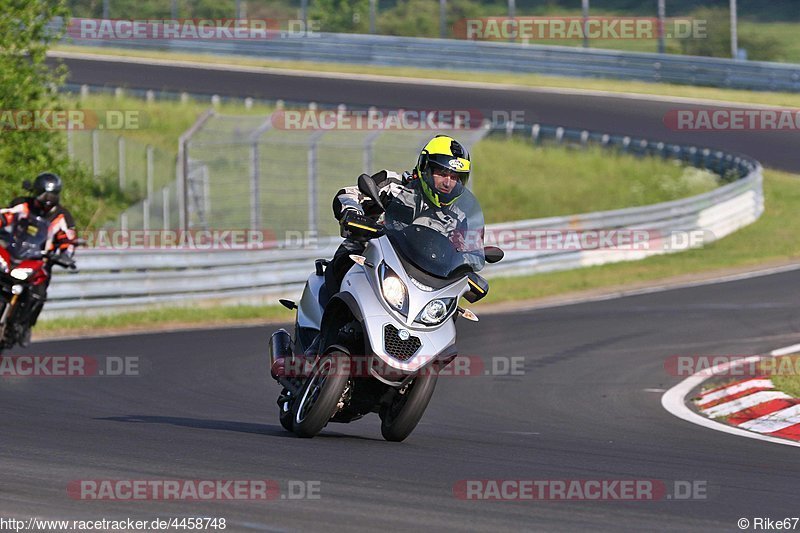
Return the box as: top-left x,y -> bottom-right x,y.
383,182 -> 485,279
6,216 -> 49,260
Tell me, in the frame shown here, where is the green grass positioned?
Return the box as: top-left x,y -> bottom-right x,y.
479,168 -> 798,304
768,356 -> 800,398
739,22 -> 800,63
53,44 -> 800,109
472,137 -> 718,223
38,304 -> 294,336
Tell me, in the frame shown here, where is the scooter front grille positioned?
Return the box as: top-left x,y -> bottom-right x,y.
383,324 -> 421,361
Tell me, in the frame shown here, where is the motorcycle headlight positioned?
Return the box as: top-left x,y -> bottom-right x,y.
416,298 -> 455,325
10,268 -> 33,281
380,263 -> 407,314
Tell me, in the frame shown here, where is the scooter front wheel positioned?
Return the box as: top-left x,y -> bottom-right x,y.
291,352 -> 349,438
380,370 -> 438,442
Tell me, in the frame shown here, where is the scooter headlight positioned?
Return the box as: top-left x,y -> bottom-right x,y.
10,268 -> 33,281
380,263 -> 407,314
416,298 -> 455,325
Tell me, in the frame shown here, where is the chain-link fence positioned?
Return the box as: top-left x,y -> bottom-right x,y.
65,127 -> 176,225
112,109 -> 489,238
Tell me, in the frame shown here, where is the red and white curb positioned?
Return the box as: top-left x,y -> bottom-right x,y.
661,343 -> 800,448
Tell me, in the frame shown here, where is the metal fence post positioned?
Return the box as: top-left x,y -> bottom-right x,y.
143,145 -> 154,232
363,130 -> 381,175
162,187 -> 170,230
248,116 -> 274,232
250,142 -> 261,230
91,130 -> 100,178
143,199 -> 150,232
308,131 -> 325,237
439,0 -> 447,39
177,109 -> 215,231
66,129 -> 73,159
146,145 -> 154,199
203,166 -> 211,230
118,136 -> 126,190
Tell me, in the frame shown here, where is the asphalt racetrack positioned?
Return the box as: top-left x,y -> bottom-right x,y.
3,55 -> 796,530
3,272 -> 800,530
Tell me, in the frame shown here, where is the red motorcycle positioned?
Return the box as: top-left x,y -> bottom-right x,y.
0,214 -> 80,351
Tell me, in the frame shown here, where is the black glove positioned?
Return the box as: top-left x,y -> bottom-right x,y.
340,209 -> 382,240
51,253 -> 76,270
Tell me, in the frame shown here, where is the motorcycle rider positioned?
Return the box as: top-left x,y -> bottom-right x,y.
322,134 -> 473,304
271,134 -> 473,378
0,172 -> 76,343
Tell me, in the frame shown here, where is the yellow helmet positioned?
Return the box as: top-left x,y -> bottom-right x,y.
416,135 -> 471,207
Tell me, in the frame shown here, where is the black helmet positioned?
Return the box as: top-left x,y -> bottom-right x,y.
32,172 -> 62,212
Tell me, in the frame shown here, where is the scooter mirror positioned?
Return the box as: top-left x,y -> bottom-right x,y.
484,246 -> 504,264
357,174 -> 384,213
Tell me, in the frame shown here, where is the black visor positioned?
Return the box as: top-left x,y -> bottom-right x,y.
37,191 -> 59,207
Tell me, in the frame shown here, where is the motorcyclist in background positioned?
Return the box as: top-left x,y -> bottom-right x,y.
0,172 -> 76,343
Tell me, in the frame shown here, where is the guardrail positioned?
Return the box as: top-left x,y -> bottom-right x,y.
42,122 -> 763,318
58,28 -> 800,93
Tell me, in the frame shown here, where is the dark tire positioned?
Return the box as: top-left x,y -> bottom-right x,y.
291,352 -> 349,438
380,370 -> 438,442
